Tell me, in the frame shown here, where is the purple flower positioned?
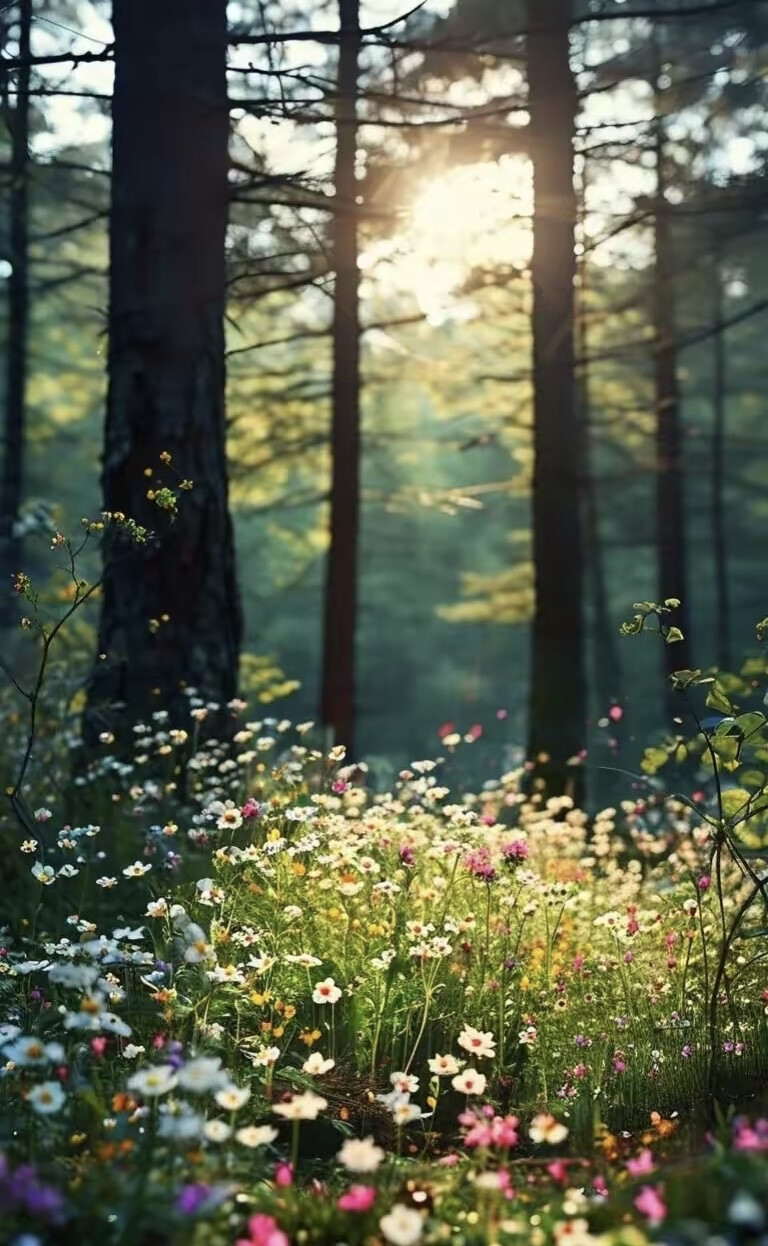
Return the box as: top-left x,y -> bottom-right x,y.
501,840 -> 529,864
176,1183 -> 213,1215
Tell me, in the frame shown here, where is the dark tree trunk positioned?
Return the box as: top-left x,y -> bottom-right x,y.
578,255 -> 621,716
653,109 -> 691,709
526,0 -> 586,799
320,0 -> 362,755
85,0 -> 240,740
711,236 -> 730,671
0,0 -> 31,626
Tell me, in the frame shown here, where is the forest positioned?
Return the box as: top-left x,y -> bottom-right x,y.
0,1 -> 767,1244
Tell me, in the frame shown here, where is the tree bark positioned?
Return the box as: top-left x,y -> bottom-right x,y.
526,0 -> 586,799
711,234 -> 730,671
0,0 -> 31,626
653,107 -> 691,708
85,0 -> 241,739
320,0 -> 362,755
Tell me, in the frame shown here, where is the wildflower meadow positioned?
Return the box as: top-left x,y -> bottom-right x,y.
1,570 -> 767,1246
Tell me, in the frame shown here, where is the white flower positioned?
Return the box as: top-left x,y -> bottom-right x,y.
247,955 -> 276,974
3,1036 -> 64,1066
390,1071 -> 419,1094
177,1056 -> 228,1094
31,862 -> 56,886
249,1046 -> 281,1068
27,1081 -> 66,1115
158,1106 -> 204,1139
302,1052 -> 335,1076
182,925 -> 213,963
122,861 -> 152,878
122,1044 -> 146,1059
285,953 -> 322,968
428,1053 -> 461,1077
214,1083 -> 251,1111
458,1025 -> 496,1060
145,899 -> 169,919
96,876 -> 118,889
312,977 -> 342,1004
379,1203 -> 424,1246
127,1065 -> 179,1097
451,1068 -> 487,1096
203,1119 -> 232,1142
391,1099 -> 428,1126
272,1091 -> 328,1121
236,1124 -> 278,1148
34,808 -> 53,822
337,1135 -> 385,1173
529,1113 -> 569,1145
519,1025 -> 538,1046
20,839 -> 38,853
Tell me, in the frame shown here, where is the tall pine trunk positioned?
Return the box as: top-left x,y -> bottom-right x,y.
0,0 -> 31,625
85,0 -> 240,739
711,235 -> 729,670
321,0 -> 362,754
653,106 -> 691,707
526,0 -> 586,798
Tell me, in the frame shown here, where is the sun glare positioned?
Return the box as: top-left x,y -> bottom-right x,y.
362,157 -> 533,324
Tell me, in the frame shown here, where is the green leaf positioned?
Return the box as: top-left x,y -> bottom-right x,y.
711,736 -> 739,763
720,788 -> 751,819
706,684 -> 735,716
738,769 -> 766,791
733,712 -> 766,739
670,668 -> 702,689
641,746 -> 670,775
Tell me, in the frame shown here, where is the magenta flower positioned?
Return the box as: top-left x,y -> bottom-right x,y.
236,1214 -> 289,1246
625,1149 -> 655,1176
337,1185 -> 377,1212
634,1185 -> 667,1225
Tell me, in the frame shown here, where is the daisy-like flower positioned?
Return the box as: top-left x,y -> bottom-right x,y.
236,1124 -> 278,1148
451,1068 -> 487,1096
127,1064 -> 179,1097
390,1071 -> 419,1095
96,876 -> 118,889
272,1091 -> 328,1121
214,1084 -> 251,1111
31,862 -> 55,885
145,899 -> 169,918
249,1046 -> 281,1068
529,1113 -> 569,1145
178,1057 -> 228,1093
337,1135 -> 385,1173
312,977 -> 342,1005
122,861 -> 152,878
203,1119 -> 232,1142
428,1053 -> 461,1077
27,1081 -> 66,1115
302,1052 -> 335,1076
3,1036 -> 64,1066
284,953 -> 322,968
20,839 -> 37,853
379,1203 -> 424,1246
458,1026 -> 496,1060
391,1100 -> 426,1126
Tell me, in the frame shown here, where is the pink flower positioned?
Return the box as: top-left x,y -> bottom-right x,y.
274,1162 -> 294,1188
547,1160 -> 569,1184
626,1149 -> 655,1176
634,1185 -> 667,1225
241,798 -> 261,820
337,1185 -> 377,1212
697,874 -> 711,891
90,1037 -> 107,1057
236,1214 -> 289,1246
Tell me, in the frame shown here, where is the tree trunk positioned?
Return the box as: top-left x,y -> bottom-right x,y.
0,0 -> 31,626
711,235 -> 730,671
85,0 -> 240,740
320,0 -> 362,755
653,108 -> 691,710
526,0 -> 586,799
